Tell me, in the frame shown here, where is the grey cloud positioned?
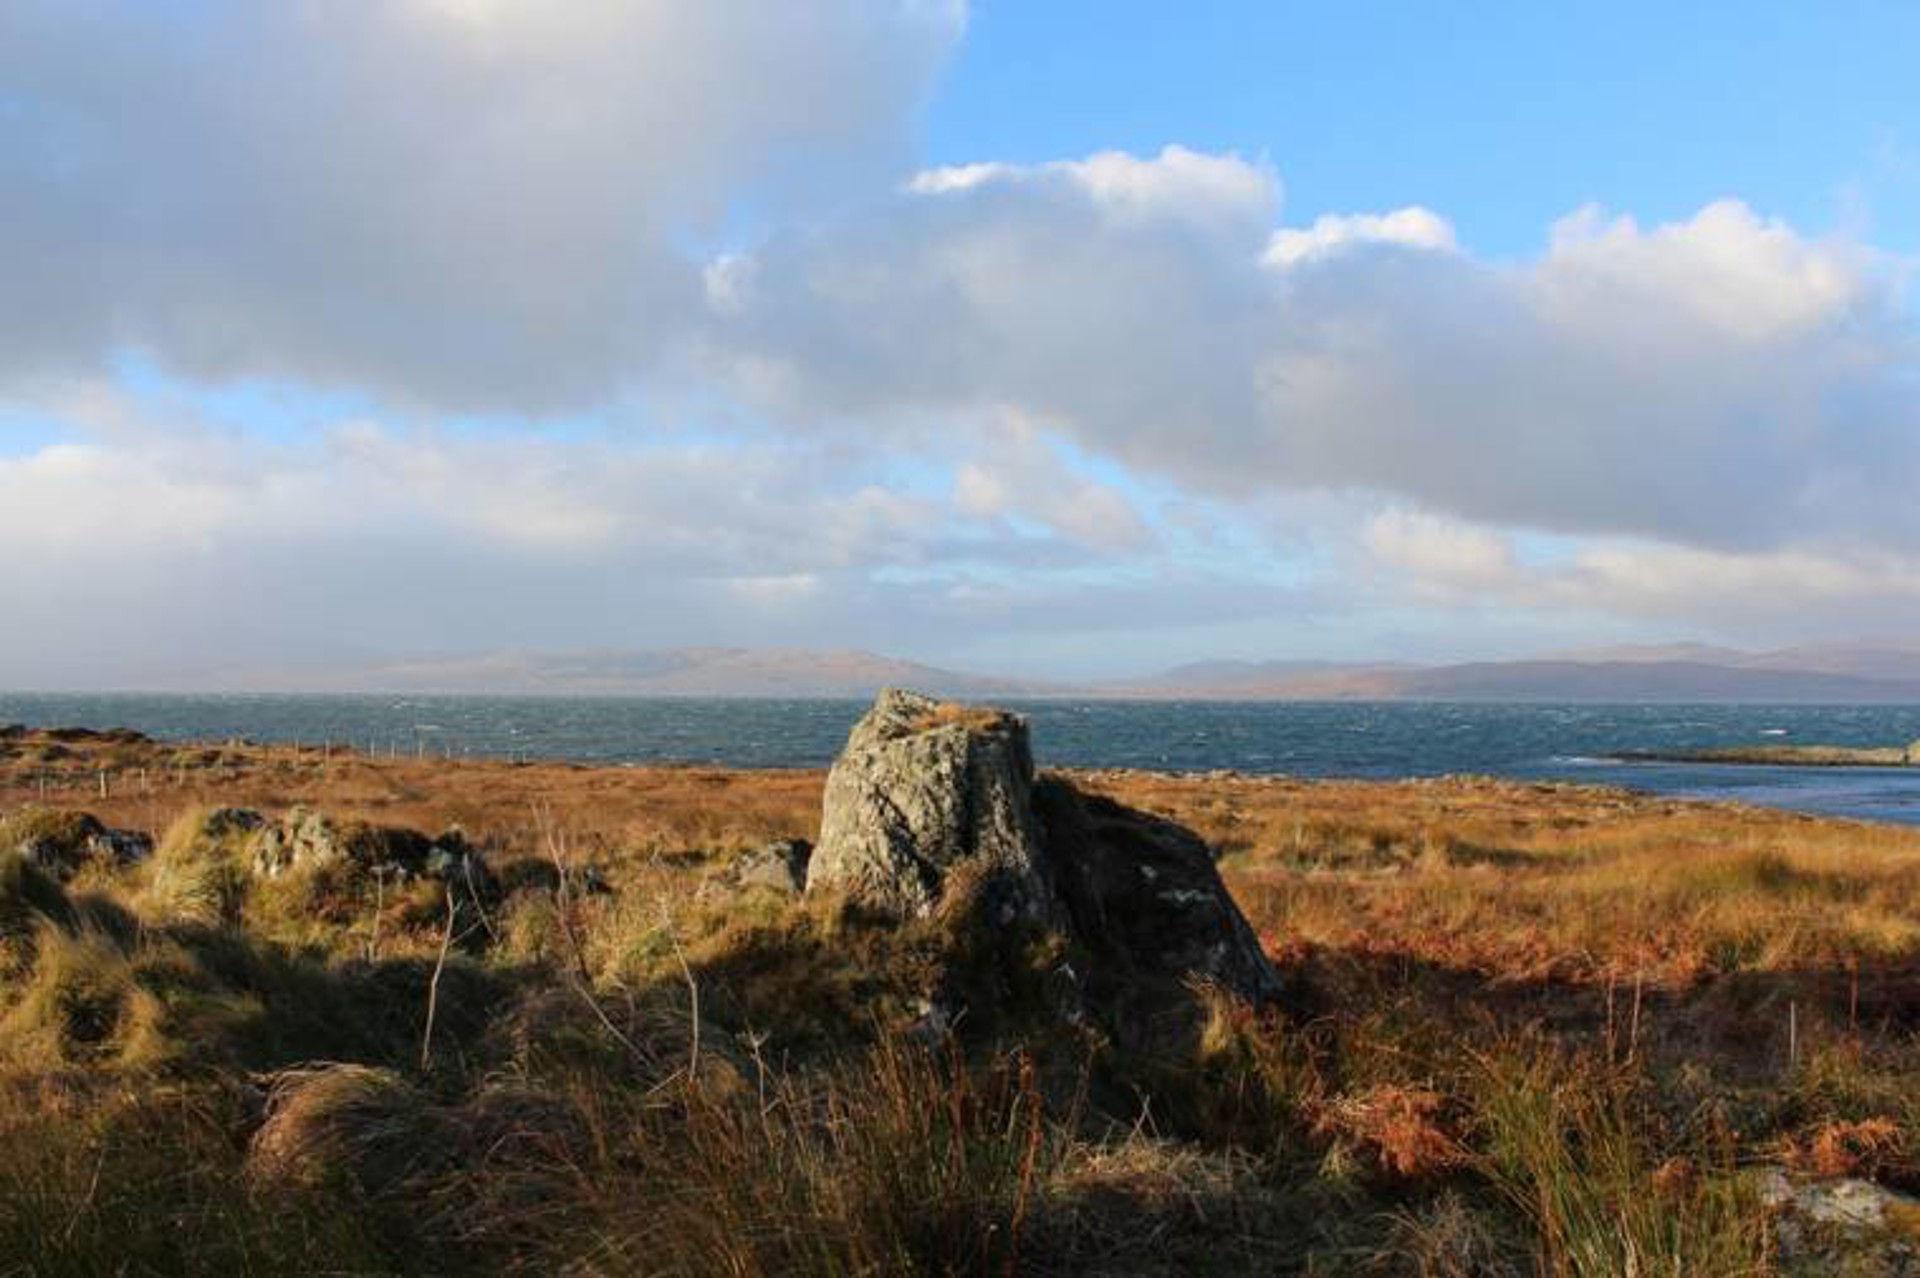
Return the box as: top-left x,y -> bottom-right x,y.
0,1 -> 961,412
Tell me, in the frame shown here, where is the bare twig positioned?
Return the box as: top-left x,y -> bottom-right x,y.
421,882 -> 457,1071
61,1145 -> 108,1243
1627,970 -> 1644,1065
367,866 -> 386,963
463,854 -> 499,946
536,803 -> 649,1071
658,899 -> 701,1084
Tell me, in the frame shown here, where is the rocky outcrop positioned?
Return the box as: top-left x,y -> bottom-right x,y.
807,690 -> 1054,926
2,807 -> 152,881
249,808 -> 486,886
805,690 -> 1281,1018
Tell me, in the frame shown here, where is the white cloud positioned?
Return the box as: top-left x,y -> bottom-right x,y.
1536,200 -> 1872,341
1356,505 -> 1920,635
911,145 -> 1279,235
1363,508 -> 1518,597
710,150 -> 1919,556
0,387 -> 1221,682
949,418 -> 1153,551
1264,207 -> 1456,267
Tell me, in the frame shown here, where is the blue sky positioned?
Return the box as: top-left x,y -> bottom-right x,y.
1,2 -> 1918,687
932,2 -> 1920,257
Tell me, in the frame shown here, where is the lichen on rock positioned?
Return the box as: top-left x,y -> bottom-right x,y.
806,689 -> 1054,926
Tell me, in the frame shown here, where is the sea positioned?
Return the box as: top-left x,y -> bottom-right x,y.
6,693 -> 1920,826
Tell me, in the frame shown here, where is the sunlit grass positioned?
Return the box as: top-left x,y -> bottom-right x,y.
4,728 -> 1920,1271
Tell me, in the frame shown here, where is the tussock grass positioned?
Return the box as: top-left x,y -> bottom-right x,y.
137,806 -> 252,927
7,732 -> 1920,1270
1476,1046 -> 1772,1277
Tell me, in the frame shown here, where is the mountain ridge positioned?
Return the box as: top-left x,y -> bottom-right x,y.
134,640 -> 1920,702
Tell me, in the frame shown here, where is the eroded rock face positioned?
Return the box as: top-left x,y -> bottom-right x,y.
806,689 -> 1282,1017
806,689 -> 1054,925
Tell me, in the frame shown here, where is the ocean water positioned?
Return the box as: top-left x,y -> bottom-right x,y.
6,693 -> 1920,825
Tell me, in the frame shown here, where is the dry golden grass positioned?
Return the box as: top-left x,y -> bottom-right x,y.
903,701 -> 1022,736
6,727 -> 1920,1272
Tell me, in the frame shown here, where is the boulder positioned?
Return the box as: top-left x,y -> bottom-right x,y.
807,690 -> 1054,926
1034,778 -> 1283,1008
733,838 -> 812,894
805,689 -> 1281,1020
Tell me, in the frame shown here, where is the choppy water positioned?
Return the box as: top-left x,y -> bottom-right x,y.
6,693 -> 1920,825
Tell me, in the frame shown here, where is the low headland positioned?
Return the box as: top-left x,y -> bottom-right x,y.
1613,739 -> 1920,768
4,697 -> 1920,1274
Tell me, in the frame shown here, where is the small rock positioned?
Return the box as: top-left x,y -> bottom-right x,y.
1757,1167 -> 1920,1272
203,808 -> 265,838
249,809 -> 490,887
83,827 -> 153,867
734,838 -> 812,894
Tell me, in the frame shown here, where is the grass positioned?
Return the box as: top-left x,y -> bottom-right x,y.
4,728 -> 1920,1271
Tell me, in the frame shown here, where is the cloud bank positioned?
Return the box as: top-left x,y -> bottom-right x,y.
3,2 -> 1918,683
0,0 -> 962,411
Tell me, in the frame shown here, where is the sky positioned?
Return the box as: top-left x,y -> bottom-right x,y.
3,0 -> 1919,687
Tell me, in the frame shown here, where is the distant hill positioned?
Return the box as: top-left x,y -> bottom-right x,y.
216,648 -> 1057,699
1321,659 -> 1920,704
1111,658 -> 1415,694
178,640 -> 1920,702
1129,655 -> 1920,703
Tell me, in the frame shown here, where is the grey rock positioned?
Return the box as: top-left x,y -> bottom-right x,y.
805,689 -> 1282,1024
249,809 -> 489,888
203,807 -> 265,838
734,838 -> 812,894
249,808 -> 348,879
1756,1167 -> 1920,1272
1034,778 -> 1284,1008
807,689 -> 1054,925
6,809 -> 152,879
84,827 -> 154,868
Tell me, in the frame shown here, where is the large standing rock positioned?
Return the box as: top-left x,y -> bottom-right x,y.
807,689 -> 1055,925
806,689 -> 1281,1016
